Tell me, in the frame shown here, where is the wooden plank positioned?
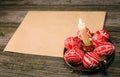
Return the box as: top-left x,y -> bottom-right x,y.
0,52 -> 120,77
0,0 -> 120,11
0,51 -> 75,77
0,26 -> 16,51
0,5 -> 120,11
105,12 -> 120,31
0,11 -> 27,23
0,0 -> 120,6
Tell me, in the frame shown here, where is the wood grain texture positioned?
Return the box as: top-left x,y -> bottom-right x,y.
0,0 -> 120,5
0,0 -> 120,77
0,0 -> 120,11
0,5 -> 120,11
0,11 -> 27,24
0,51 -> 75,77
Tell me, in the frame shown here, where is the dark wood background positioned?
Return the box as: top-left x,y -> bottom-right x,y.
0,0 -> 120,77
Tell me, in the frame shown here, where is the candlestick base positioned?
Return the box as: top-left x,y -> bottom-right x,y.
82,45 -> 94,52
82,39 -> 94,52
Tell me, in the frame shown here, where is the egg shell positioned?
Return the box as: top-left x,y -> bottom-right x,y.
92,29 -> 109,43
64,37 -> 81,50
93,41 -> 113,48
94,44 -> 115,57
64,47 -> 84,65
83,52 -> 100,69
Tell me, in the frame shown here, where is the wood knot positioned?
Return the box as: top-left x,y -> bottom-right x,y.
0,32 -> 5,36
66,0 -> 71,3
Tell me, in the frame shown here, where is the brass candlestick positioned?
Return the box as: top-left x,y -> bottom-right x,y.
82,38 -> 94,52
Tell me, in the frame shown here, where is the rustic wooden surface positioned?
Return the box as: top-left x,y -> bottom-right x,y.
0,0 -> 120,77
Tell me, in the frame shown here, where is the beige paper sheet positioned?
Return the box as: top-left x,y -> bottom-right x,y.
4,11 -> 106,57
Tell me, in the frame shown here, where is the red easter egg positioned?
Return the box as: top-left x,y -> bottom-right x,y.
77,27 -> 92,40
94,44 -> 115,57
93,41 -> 113,48
83,52 -> 100,69
92,30 -> 109,43
64,37 -> 81,49
64,47 -> 84,65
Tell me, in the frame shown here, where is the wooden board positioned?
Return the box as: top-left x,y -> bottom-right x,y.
4,11 -> 106,57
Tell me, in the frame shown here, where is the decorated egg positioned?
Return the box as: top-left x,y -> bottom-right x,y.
64,47 -> 84,66
93,41 -> 113,48
83,52 -> 100,69
94,44 -> 115,57
92,29 -> 109,43
64,37 -> 81,49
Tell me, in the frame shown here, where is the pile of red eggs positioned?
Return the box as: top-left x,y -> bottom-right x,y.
64,28 -> 115,69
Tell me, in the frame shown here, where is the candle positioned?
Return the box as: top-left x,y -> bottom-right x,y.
78,19 -> 91,46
